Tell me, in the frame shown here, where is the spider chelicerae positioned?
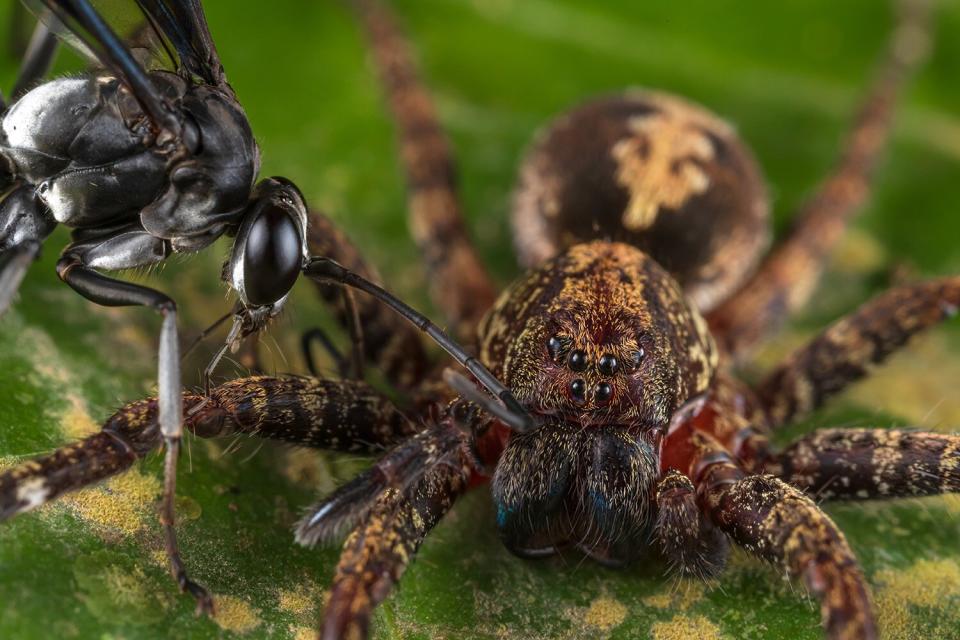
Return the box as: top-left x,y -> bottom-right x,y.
1,0 -> 958,638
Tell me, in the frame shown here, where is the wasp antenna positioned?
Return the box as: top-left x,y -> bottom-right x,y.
442,368 -> 535,433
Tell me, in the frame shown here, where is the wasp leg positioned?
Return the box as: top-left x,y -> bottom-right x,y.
297,421 -> 474,640
768,428 -> 960,500
52,228 -> 218,612
707,0 -> 933,361
10,17 -> 58,100
0,185 -> 56,316
654,469 -> 728,579
306,210 -> 427,389
695,442 -> 876,640
756,276 -> 960,428
348,0 -> 497,338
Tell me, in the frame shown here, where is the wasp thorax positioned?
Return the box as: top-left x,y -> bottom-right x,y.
478,241 -> 718,430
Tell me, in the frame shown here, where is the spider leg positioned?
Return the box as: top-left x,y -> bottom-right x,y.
348,0 -> 497,338
51,228 -> 220,611
306,210 -> 428,389
0,376 -> 416,524
768,428 -> 960,499
654,469 -> 728,579
666,402 -> 876,638
695,442 -> 876,639
0,397 -> 162,522
707,0 -> 933,361
297,420 -> 475,640
756,276 -> 960,427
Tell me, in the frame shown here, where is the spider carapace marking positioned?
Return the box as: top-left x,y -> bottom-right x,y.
512,91 -> 770,312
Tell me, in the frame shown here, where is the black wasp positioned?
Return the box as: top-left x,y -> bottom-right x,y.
0,0 -> 529,611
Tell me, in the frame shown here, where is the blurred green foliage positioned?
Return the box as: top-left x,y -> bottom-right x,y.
1,0 -> 959,638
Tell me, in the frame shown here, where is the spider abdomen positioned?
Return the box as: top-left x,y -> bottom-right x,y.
511,91 -> 770,312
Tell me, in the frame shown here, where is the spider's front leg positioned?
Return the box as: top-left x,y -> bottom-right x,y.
707,0 -> 933,360
0,375 -> 417,606
297,408 -> 478,640
690,434 -> 876,640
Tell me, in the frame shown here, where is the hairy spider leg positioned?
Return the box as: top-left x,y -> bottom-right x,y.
0,376 -> 417,522
663,407 -> 876,640
769,429 -> 960,500
349,0 -> 498,339
297,413 -> 479,640
707,0 -> 934,361
757,275 -> 960,428
0,374 -> 480,640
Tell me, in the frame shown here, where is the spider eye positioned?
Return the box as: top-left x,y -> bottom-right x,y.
568,349 -> 588,372
547,335 -> 564,361
598,353 -> 618,376
628,347 -> 645,371
570,378 -> 587,404
595,381 -> 613,403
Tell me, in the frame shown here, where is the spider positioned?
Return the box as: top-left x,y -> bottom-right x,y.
1,0 -> 957,639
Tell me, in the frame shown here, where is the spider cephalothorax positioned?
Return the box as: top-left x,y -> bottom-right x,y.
479,241 -> 717,429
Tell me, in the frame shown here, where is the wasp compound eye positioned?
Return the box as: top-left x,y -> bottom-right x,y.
570,378 -> 587,404
568,349 -> 588,372
243,205 -> 302,306
598,353 -> 618,376
595,381 -> 613,404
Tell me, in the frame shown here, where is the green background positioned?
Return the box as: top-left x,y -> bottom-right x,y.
1,0 -> 960,638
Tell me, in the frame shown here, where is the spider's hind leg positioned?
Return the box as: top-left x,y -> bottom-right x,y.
707,0 -> 934,360
348,0 -> 497,338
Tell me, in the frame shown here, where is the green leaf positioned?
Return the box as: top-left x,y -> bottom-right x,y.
2,1 -> 960,638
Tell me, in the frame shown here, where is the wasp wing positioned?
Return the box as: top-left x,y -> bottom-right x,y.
134,0 -> 225,87
23,0 -> 180,135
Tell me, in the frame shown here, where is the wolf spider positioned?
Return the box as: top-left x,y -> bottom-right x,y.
1,0 -> 957,638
